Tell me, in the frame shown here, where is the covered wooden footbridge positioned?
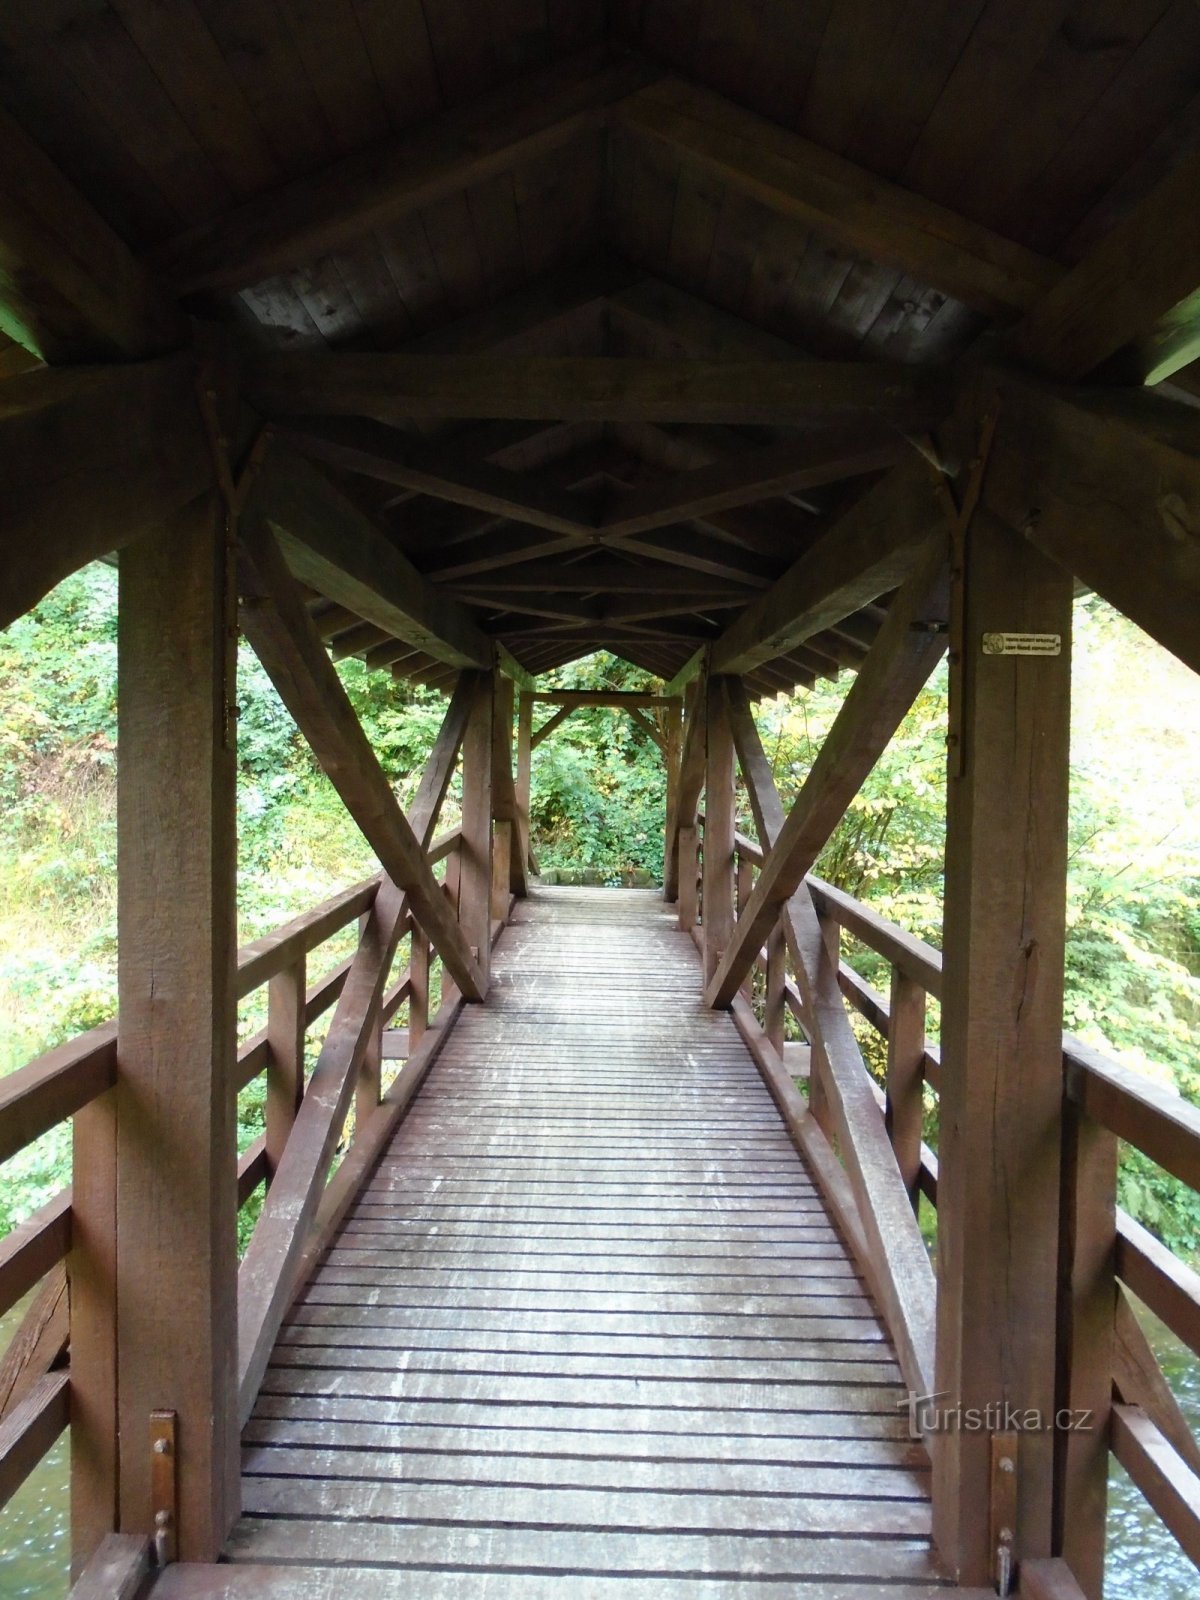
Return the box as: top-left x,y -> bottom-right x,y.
3,3 -> 1200,1596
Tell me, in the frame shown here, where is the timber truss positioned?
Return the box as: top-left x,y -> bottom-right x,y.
2,11 -> 1200,1600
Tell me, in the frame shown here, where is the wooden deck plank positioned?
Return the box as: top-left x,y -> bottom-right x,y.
224,887 -> 939,1592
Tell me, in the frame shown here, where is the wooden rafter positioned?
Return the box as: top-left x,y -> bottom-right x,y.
0,104 -> 178,363
618,78 -> 1059,321
979,370 -> 1200,676
149,49 -> 656,294
596,424 -> 907,539
276,417 -> 598,538
1016,146 -> 1200,384
246,447 -> 491,670
244,352 -> 947,426
1,357 -> 210,629
712,455 -> 949,674
706,540 -> 951,1009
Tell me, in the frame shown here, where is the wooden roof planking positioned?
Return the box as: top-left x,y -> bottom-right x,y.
3,1 -> 1200,696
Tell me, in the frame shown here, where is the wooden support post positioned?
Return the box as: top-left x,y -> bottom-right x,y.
459,673 -> 494,987
1055,1106 -> 1117,1599
265,960 -> 305,1177
516,693 -> 534,882
808,908 -> 837,1135
663,699 -> 682,889
354,915 -> 382,1137
111,498 -> 239,1560
664,675 -> 705,904
933,509 -> 1074,1586
491,674 -> 515,917
765,923 -> 785,1057
886,971 -> 926,1212
702,677 -> 736,985
677,826 -> 700,932
409,929 -> 430,1052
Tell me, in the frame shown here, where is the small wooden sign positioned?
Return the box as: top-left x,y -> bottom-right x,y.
981,632 -> 1062,657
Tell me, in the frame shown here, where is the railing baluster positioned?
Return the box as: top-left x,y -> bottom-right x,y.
765,919 -> 785,1057
678,824 -> 699,932
266,958 -> 306,1179
808,908 -> 838,1134
409,925 -> 430,1052
885,970 -> 926,1213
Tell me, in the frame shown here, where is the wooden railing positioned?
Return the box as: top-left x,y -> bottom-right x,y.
693,805 -> 1200,1581
0,822 -> 468,1515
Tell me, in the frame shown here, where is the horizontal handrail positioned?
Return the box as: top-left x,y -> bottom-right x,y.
806,875 -> 1200,1186
0,1190 -> 71,1319
0,1026 -> 117,1167
236,874 -> 380,997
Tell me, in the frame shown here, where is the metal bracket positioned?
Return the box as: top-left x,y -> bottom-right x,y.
149,1409 -> 178,1566
989,1430 -> 1019,1596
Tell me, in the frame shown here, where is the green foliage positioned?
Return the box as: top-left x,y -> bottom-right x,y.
752,595 -> 1200,1256
528,655 -> 669,882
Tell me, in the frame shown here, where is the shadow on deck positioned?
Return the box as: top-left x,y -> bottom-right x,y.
150,887 -> 977,1598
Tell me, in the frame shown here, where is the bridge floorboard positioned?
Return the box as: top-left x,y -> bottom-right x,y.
156,888 -> 971,1596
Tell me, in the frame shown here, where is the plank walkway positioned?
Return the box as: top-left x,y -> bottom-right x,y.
159,888 -> 960,1598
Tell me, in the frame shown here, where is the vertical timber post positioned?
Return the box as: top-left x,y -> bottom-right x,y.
491,673 -> 514,919
1055,1105 -> 1117,1598
934,508 -> 1073,1587
459,671 -> 493,990
702,676 -> 736,986
516,691 -> 534,884
886,971 -> 926,1212
265,959 -> 306,1175
113,496 -> 240,1559
663,697 -> 682,891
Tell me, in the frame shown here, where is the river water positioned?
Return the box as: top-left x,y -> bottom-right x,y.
0,1299 -> 1197,1597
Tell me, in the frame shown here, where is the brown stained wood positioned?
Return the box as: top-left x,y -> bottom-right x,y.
458,672 -> 494,988
236,878 -> 378,999
664,673 -> 706,905
707,542 -> 950,1007
114,502 -> 239,1560
227,887 -> 935,1589
515,693 -> 534,884
1055,1104 -> 1117,1599
246,447 -> 490,670
1117,1212 -> 1200,1359
0,1263 -> 68,1423
0,1371 -> 68,1513
711,455 -> 948,675
235,520 -> 484,1000
1065,1036 -> 1200,1195
1016,143 -> 1200,383
265,961 -> 305,1179
150,51 -> 656,293
933,510 -> 1073,1584
0,102 -> 178,361
245,352 -> 946,426
1113,1283 -> 1200,1479
63,1534 -> 151,1600
722,681 -> 936,1408
701,678 -> 736,985
237,1141 -> 269,1211
0,1027 -> 116,1167
1112,1404 -> 1200,1567
1020,1559 -> 1092,1600
0,1191 -> 70,1320
617,77 -> 1060,320
0,356 -> 210,630
980,371 -> 1200,678
236,679 -> 474,1424
885,971 -> 925,1212
276,417 -> 598,538
596,424 -> 908,540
